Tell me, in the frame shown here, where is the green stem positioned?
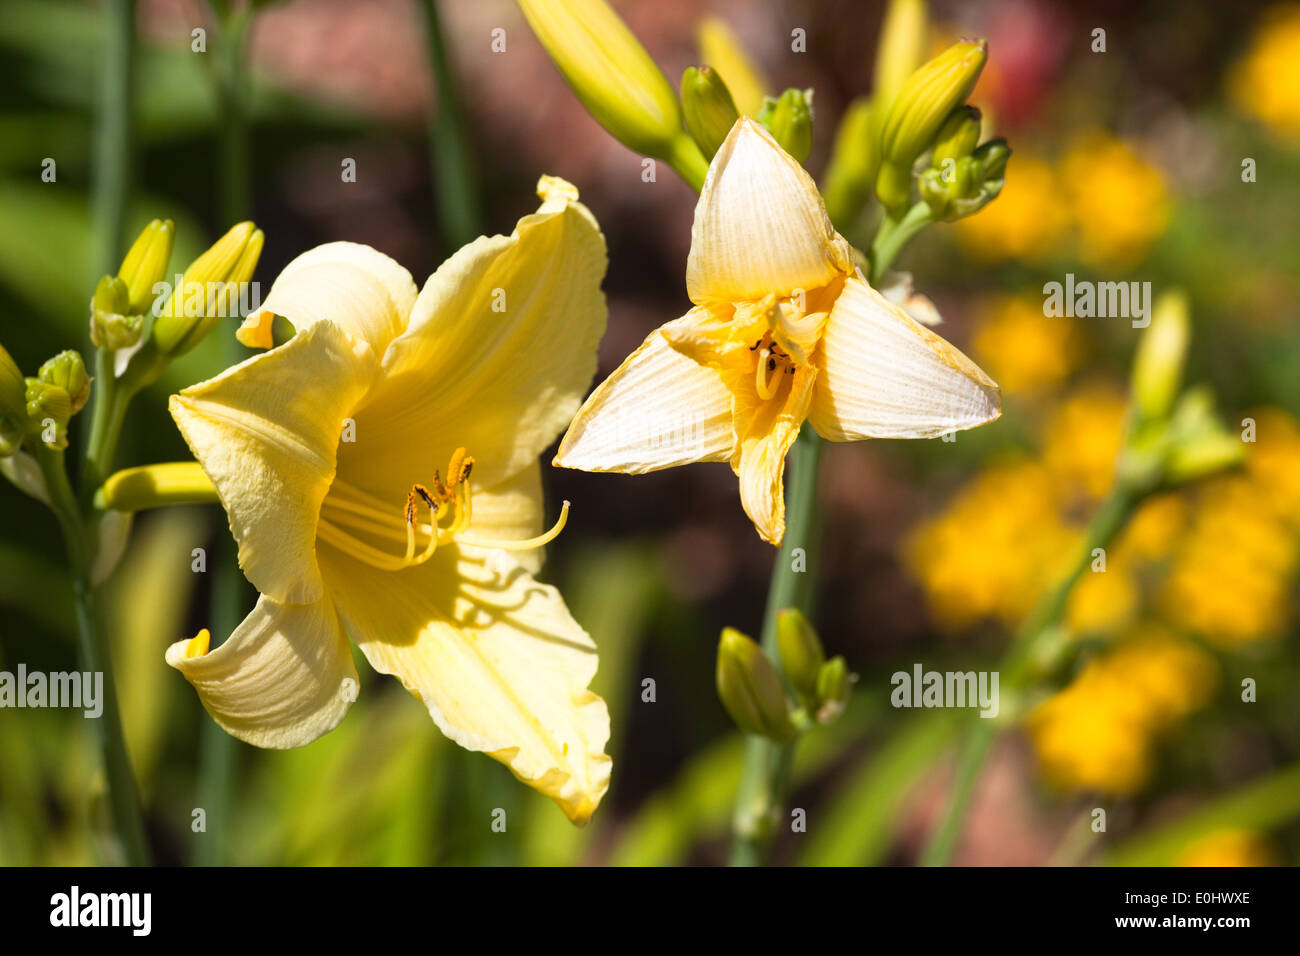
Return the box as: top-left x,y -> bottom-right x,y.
81,355 -> 134,505
919,486 -> 1140,865
728,424 -> 824,865
421,0 -> 482,247
34,445 -> 150,865
91,0 -> 134,281
666,135 -> 710,193
869,202 -> 932,283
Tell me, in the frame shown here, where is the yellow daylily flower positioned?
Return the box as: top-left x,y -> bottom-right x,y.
165,177 -> 612,824
555,119 -> 1001,545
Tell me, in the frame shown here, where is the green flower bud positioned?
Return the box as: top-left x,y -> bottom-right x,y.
681,66 -> 740,160
873,0 -> 929,109
0,343 -> 25,457
1161,386 -> 1245,485
519,0 -> 685,158
37,350 -> 91,415
814,656 -> 853,724
1132,290 -> 1190,423
931,105 -> 982,167
151,222 -> 263,358
876,39 -> 987,213
757,88 -> 813,164
24,378 -> 71,449
975,138 -> 1010,181
89,275 -> 144,350
117,218 -> 175,314
696,17 -> 768,117
775,608 -> 824,705
716,628 -> 795,742
821,96 -> 879,230
919,139 -> 1009,222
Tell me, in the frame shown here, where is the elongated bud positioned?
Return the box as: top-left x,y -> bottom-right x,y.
696,17 -> 768,117
1162,387 -> 1245,485
89,275 -> 143,350
758,88 -> 814,164
37,351 -> 91,415
0,343 -> 25,456
931,106 -> 982,167
877,39 -> 987,213
117,218 -> 175,314
776,608 -> 824,704
716,628 -> 796,742
821,97 -> 879,230
873,0 -> 929,108
152,222 -> 263,358
681,66 -> 740,160
1132,290 -> 1190,423
814,656 -> 853,724
24,378 -> 71,449
519,0 -> 684,158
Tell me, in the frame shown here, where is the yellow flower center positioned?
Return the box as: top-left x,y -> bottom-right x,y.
749,331 -> 796,401
316,446 -> 570,571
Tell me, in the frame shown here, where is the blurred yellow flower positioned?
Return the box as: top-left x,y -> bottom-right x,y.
1042,381 -> 1128,500
1065,554 -> 1138,636
1060,131 -> 1170,268
972,295 -> 1083,396
1117,492 -> 1188,560
1244,406 -> 1300,527
1174,829 -> 1278,867
1228,4 -> 1300,140
1026,631 -> 1217,795
905,460 -> 1075,631
954,154 -> 1067,264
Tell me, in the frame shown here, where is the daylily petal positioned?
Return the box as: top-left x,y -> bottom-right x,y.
809,276 -> 1001,441
164,595 -> 358,749
555,310 -> 735,474
337,176 -> 607,498
239,242 -> 418,356
686,118 -> 854,303
729,364 -> 817,545
319,546 -> 612,825
170,321 -> 376,603
464,461 -> 547,575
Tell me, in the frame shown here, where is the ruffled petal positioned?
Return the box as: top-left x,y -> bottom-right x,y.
554,310 -> 735,474
336,176 -> 608,500
319,545 -> 611,825
164,595 -> 358,749
686,118 -> 854,303
730,364 -> 816,545
170,321 -> 376,603
239,242 -> 418,356
809,276 -> 1001,441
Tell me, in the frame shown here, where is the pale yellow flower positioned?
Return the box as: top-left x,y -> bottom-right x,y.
165,178 -> 612,824
555,119 -> 1000,544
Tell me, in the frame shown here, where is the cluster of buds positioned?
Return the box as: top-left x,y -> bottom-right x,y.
1119,291 -> 1244,492
0,345 -> 90,454
715,609 -> 854,742
916,106 -> 1009,221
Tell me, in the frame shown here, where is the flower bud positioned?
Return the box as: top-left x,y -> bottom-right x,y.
975,138 -> 1010,181
775,608 -> 824,704
873,0 -> 929,109
519,0 -> 684,158
716,628 -> 795,742
37,350 -> 91,415
931,105 -> 982,167
696,17 -> 768,118
117,218 -> 175,314
681,66 -> 740,160
1132,290 -> 1190,423
919,139 -> 1009,222
814,656 -> 853,724
876,39 -> 987,213
821,96 -> 879,230
24,378 -> 71,449
151,222 -> 263,358
758,88 -> 814,164
1161,386 -> 1245,486
89,275 -> 144,350
0,343 -> 25,456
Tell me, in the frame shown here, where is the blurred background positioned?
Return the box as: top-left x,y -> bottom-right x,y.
1,0 -> 1298,865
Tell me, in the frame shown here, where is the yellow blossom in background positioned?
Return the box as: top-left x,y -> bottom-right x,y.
1060,131 -> 1170,268
1174,829 -> 1279,867
905,460 -> 1075,632
1026,631 -> 1217,795
1244,406 -> 1300,527
1228,4 -> 1300,140
1117,492 -> 1189,561
954,155 -> 1067,264
1042,381 -> 1128,500
972,294 -> 1083,395
1065,553 -> 1139,636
